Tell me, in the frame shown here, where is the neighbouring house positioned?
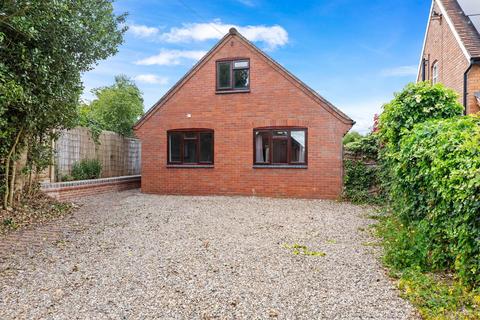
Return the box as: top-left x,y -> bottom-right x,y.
418,0 -> 480,114
134,28 -> 354,199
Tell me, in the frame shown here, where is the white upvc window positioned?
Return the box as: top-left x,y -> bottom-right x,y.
432,62 -> 439,84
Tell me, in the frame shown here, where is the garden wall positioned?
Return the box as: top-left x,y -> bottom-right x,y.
41,175 -> 141,201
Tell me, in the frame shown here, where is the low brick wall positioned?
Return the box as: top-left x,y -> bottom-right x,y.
41,175 -> 141,201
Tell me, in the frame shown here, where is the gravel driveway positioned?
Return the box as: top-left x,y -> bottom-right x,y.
0,190 -> 416,319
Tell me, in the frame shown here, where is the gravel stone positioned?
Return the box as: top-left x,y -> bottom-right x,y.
0,190 -> 417,319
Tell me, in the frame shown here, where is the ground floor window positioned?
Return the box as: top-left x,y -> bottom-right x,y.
167,129 -> 213,164
254,128 -> 307,165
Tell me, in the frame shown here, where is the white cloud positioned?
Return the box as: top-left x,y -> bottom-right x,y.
130,20 -> 288,50
134,74 -> 169,85
160,21 -> 288,50
135,49 -> 207,66
129,24 -> 160,38
380,65 -> 417,77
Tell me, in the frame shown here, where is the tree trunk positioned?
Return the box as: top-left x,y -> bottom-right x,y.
3,128 -> 23,209
8,158 -> 17,206
3,159 -> 10,209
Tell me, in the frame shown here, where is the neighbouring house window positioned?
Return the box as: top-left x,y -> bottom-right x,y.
167,130 -> 214,165
421,58 -> 427,81
432,62 -> 439,84
254,128 -> 307,165
216,59 -> 250,91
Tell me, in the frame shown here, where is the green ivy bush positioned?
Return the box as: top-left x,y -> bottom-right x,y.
71,159 -> 102,181
387,115 -> 480,285
378,81 -> 463,153
372,82 -> 480,316
344,133 -> 379,161
343,133 -> 384,204
343,160 -> 382,204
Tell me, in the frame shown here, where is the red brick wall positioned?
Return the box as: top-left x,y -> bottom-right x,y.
135,35 -> 352,199
418,1 -> 480,114
43,177 -> 140,201
467,64 -> 480,114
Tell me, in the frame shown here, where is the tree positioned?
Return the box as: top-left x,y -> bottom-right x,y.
0,0 -> 126,208
86,75 -> 144,137
342,131 -> 362,145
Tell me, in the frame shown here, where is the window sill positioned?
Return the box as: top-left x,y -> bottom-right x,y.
215,89 -> 250,94
166,164 -> 214,168
253,165 -> 307,169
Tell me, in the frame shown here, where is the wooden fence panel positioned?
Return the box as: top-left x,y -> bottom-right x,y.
54,127 -> 141,181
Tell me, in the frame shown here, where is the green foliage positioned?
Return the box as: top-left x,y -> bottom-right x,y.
344,133 -> 379,161
343,133 -> 383,204
83,75 -> 144,137
376,216 -> 480,319
376,214 -> 431,271
399,267 -> 480,319
77,102 -> 103,143
388,115 -> 480,285
342,131 -> 362,145
372,81 -> 480,316
378,82 -> 463,152
0,0 -> 126,208
343,160 -> 382,204
71,159 -> 102,180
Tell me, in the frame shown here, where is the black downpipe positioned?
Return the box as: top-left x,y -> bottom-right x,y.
421,58 -> 427,81
463,57 -> 480,115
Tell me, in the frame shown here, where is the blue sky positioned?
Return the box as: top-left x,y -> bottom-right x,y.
81,0 -> 431,133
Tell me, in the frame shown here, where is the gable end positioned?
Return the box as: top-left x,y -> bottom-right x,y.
134,29 -> 354,130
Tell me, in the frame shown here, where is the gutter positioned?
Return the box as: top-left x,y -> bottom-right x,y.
463,57 -> 480,115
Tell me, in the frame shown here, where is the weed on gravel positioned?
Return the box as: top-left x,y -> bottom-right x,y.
283,243 -> 326,257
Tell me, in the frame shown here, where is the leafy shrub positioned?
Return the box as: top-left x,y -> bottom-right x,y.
60,174 -> 74,182
342,131 -> 362,145
388,115 -> 480,285
343,160 -> 382,204
344,133 -> 379,161
71,159 -> 102,180
343,133 -> 384,204
378,82 -> 463,152
376,215 -> 431,271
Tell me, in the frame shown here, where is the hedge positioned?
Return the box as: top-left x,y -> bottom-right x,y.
388,114 -> 480,285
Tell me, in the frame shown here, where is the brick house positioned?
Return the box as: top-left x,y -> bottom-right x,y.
418,0 -> 480,114
134,28 -> 354,199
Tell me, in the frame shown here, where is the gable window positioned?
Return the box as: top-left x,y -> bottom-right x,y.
432,61 -> 439,84
254,128 -> 307,166
167,129 -> 214,165
216,59 -> 250,92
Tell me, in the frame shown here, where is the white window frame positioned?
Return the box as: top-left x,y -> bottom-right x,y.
432,62 -> 439,84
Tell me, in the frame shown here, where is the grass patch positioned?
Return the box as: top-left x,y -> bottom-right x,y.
396,268 -> 480,319
375,214 -> 480,319
283,243 -> 326,257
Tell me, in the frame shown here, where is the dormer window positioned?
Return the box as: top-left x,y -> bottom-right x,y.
216,59 -> 250,92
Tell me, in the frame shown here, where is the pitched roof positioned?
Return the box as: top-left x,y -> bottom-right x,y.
134,28 -> 354,130
439,0 -> 480,58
